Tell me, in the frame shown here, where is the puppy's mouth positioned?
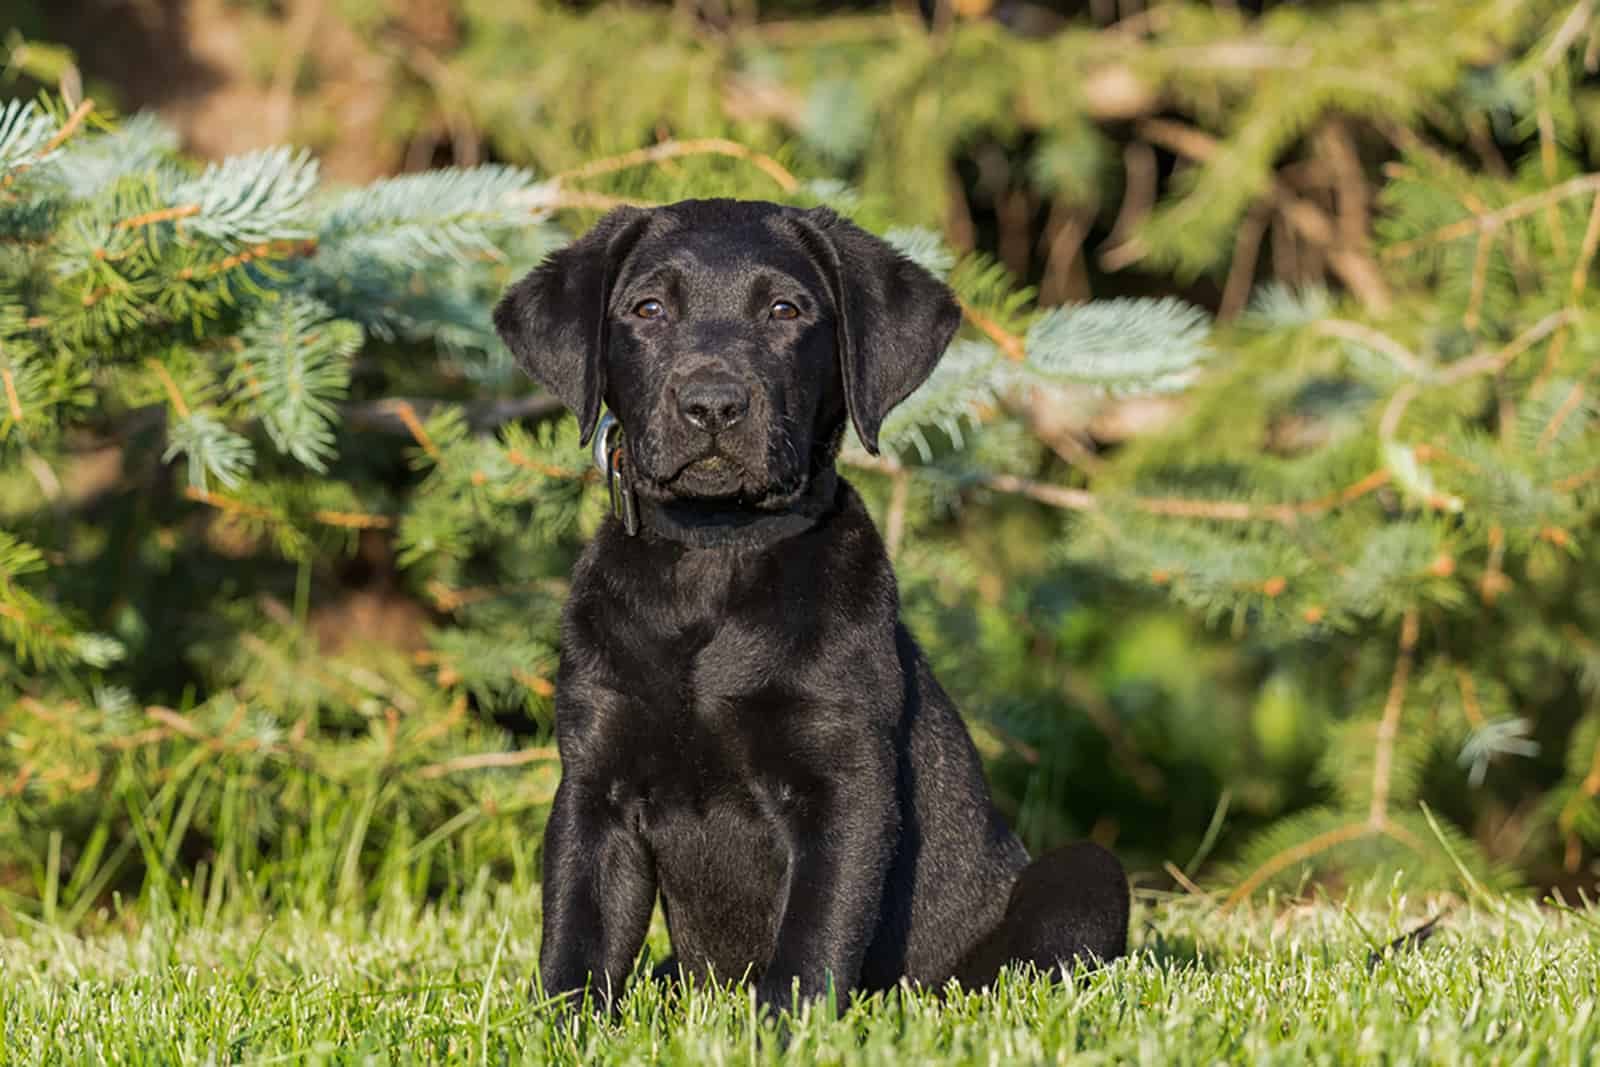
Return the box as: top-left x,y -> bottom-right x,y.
640,449 -> 805,509
659,451 -> 754,499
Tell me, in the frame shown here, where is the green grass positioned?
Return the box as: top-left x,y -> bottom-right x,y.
3,883 -> 1598,1065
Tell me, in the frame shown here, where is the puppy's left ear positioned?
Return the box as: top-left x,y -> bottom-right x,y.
793,208 -> 962,455
494,207 -> 651,445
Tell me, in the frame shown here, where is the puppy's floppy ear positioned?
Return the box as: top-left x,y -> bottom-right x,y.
493,207 -> 652,445
793,207 -> 962,455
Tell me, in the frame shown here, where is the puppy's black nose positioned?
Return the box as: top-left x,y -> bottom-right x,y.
677,380 -> 750,435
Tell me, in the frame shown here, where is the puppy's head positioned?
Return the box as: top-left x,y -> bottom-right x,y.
494,199 -> 960,509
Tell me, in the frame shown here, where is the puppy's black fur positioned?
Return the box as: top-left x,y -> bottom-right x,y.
494,199 -> 1128,1014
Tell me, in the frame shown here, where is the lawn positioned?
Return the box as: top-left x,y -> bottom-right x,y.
3,883 -> 1596,1065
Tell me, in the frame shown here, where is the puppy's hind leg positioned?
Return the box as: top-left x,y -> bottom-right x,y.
951,842 -> 1129,989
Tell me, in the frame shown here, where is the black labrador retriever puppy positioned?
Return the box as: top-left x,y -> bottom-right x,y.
494,199 -> 1128,1014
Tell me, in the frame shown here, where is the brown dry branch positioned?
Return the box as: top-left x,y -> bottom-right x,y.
417,746 -> 558,779
843,451 -> 1392,525
1383,173 -> 1600,260
1436,309 -> 1576,386
1569,190 -> 1600,305
1535,75 -> 1569,263
1369,610 -> 1421,829
1219,203 -> 1270,320
1098,140 -> 1157,271
1464,224 -> 1497,331
555,138 -> 799,194
1542,0 -> 1596,70
1223,821 -> 1372,908
1314,320 -> 1425,376
1134,118 -> 1391,311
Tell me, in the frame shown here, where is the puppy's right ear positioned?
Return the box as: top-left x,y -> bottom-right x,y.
493,207 -> 651,445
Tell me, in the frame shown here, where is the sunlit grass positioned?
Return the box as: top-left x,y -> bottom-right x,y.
3,881 -> 1597,1065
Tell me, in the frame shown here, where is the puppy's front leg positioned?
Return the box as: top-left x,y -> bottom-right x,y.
756,748 -> 897,1014
538,776 -> 655,1012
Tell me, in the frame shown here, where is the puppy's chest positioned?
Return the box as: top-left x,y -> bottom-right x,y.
585,616 -> 821,834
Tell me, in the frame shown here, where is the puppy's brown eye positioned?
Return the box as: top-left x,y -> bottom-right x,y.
634,299 -> 666,319
771,301 -> 800,321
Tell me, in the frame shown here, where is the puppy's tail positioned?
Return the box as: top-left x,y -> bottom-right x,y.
951,841 -> 1129,989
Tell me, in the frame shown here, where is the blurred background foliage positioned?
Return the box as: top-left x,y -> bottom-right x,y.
2,0 -> 1599,930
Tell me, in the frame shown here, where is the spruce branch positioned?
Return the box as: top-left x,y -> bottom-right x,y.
184,488 -> 392,530
959,301 -> 1025,362
1315,320 -> 1425,377
173,147 -> 318,246
0,96 -> 92,188
1382,173 -> 1600,260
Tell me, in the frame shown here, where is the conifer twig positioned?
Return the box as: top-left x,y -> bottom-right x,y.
1223,821 -> 1371,908
554,138 -> 799,193
1382,173 -> 1600,260
1435,309 -> 1576,385
1314,320 -> 1424,376
0,98 -> 93,190
959,301 -> 1026,362
1568,189 -> 1600,306
1135,118 -> 1390,309
389,401 -> 442,461
184,487 -> 393,530
1369,610 -> 1420,829
145,359 -> 191,418
1,368 -> 23,423
1553,466 -> 1600,492
845,451 -> 1392,524
114,204 -> 201,230
417,747 -> 558,779
884,469 -> 910,560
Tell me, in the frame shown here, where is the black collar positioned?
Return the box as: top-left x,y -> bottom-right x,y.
634,467 -> 839,550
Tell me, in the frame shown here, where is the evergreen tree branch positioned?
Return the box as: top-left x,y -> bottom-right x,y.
184,488 -> 392,530
1370,610 -> 1421,830
114,204 -> 201,230
390,400 -> 443,461
1315,320 -> 1425,376
1134,118 -> 1390,311
553,138 -> 799,193
417,746 -> 558,779
0,97 -> 93,190
1435,309 -> 1576,386
960,301 -> 1026,362
1223,821 -> 1372,908
144,358 -> 192,418
1383,173 -> 1600,260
